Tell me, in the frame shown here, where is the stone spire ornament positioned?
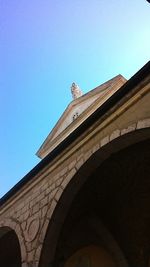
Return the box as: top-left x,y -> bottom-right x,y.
71,82 -> 83,100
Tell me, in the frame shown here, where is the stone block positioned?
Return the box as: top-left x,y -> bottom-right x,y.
121,124 -> 136,135
55,187 -> 63,202
101,136 -> 109,147
76,158 -> 84,170
92,143 -> 100,153
40,196 -> 48,208
110,129 -> 120,141
68,159 -> 76,170
32,204 -> 39,215
61,168 -> 76,189
46,199 -> 57,219
137,118 -> 150,129
55,177 -> 63,188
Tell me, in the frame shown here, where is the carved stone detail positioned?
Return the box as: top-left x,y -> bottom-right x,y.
71,82 -> 82,100
26,218 -> 40,242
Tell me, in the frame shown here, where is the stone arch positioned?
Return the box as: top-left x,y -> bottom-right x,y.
38,123 -> 150,267
0,224 -> 22,267
88,217 -> 128,267
0,218 -> 27,265
65,245 -> 116,267
62,216 -> 128,267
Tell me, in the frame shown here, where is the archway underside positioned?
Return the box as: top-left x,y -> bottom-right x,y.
0,227 -> 21,267
40,138 -> 150,267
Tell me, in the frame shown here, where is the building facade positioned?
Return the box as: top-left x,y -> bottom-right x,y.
0,62 -> 150,267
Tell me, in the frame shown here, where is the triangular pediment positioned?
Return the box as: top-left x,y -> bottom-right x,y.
36,75 -> 127,158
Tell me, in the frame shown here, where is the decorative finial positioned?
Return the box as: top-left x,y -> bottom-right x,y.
71,82 -> 82,100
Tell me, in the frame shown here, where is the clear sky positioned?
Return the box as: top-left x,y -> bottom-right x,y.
0,0 -> 150,197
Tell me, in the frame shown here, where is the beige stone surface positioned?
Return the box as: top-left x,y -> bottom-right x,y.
0,71 -> 150,266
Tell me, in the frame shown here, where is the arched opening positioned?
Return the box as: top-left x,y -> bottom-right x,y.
65,245 -> 116,267
0,226 -> 21,267
39,130 -> 150,267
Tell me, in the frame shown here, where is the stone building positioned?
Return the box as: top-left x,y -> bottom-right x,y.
0,61 -> 150,267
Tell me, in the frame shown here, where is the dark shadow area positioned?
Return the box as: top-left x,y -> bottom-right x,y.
0,227 -> 21,267
40,135 -> 150,267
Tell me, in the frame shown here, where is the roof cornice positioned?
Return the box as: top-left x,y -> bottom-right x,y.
0,61 -> 150,206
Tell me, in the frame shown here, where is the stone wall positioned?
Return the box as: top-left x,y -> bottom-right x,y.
0,80 -> 150,267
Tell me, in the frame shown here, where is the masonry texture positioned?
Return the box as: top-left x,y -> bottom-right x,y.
0,62 -> 150,267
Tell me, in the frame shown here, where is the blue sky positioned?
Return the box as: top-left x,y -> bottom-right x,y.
0,0 -> 150,197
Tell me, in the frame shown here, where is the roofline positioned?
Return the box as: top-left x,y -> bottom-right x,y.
0,61 -> 150,207
36,74 -> 126,158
